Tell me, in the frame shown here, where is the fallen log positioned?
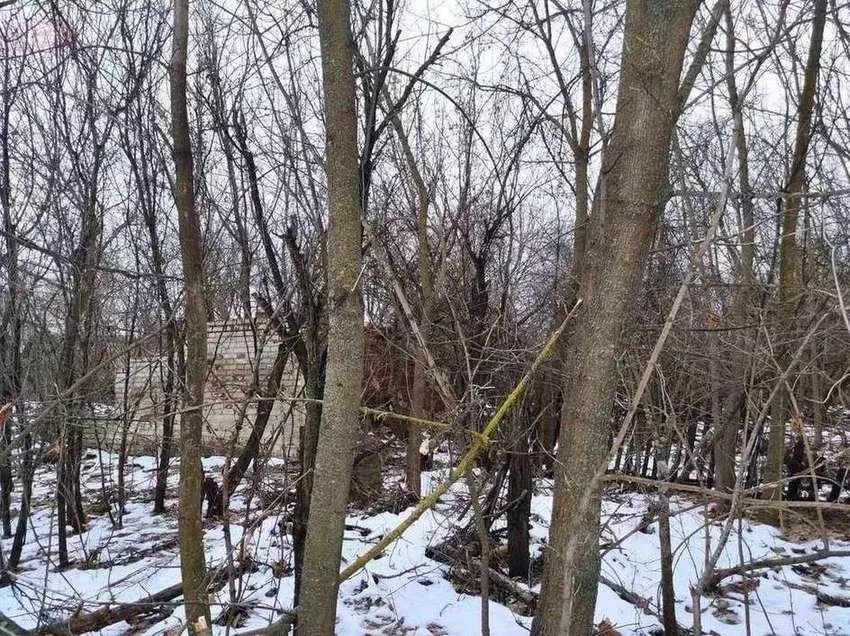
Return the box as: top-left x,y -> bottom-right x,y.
786,580 -> 850,608
38,581 -> 185,635
36,560 -> 254,635
453,558 -> 537,612
705,549 -> 850,591
452,557 -> 675,628
598,575 -> 655,615
233,610 -> 297,635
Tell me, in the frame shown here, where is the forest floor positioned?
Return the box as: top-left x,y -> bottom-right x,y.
0,447 -> 849,635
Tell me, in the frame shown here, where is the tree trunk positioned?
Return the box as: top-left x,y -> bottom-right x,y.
123,97 -> 181,517
55,197 -> 100,565
154,324 -> 181,515
655,424 -> 677,635
533,3 -> 699,633
295,0 -> 364,630
811,342 -> 823,449
293,353 -> 323,608
6,421 -> 31,571
763,0 -> 826,505
714,15 -> 756,494
507,415 -> 531,579
0,64 -> 20,540
223,342 -> 293,498
169,0 -> 211,632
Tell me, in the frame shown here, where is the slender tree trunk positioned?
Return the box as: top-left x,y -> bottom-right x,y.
55,197 -> 100,565
6,422 -> 31,571
124,100 -> 180,516
224,342 -> 293,497
467,473 -> 490,636
170,0 -> 211,632
407,361 -> 427,496
293,353 -> 323,608
0,67 -> 20,540
811,342 -> 823,449
117,331 -> 134,526
296,0 -> 364,629
533,3 -> 699,633
536,18 -> 594,474
0,405 -> 11,540
714,17 -> 756,494
154,326 -> 180,514
655,423 -> 677,634
507,414 -> 531,579
763,0 -> 826,504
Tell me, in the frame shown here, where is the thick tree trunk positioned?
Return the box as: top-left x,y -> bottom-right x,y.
533,3 -> 699,633
763,0 -> 826,505
169,0 -> 211,632
295,0 -> 364,631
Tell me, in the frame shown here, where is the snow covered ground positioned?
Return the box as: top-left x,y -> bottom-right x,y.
0,450 -> 848,635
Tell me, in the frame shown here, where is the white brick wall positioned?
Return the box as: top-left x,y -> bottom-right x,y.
111,319 -> 303,459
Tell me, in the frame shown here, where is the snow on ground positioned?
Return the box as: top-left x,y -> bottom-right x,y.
0,450 -> 848,634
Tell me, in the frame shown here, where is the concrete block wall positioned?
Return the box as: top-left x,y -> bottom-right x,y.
110,318 -> 303,459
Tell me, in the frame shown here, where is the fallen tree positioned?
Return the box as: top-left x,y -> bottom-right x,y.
705,549 -> 850,591
339,305 -> 579,583
36,559 -> 255,635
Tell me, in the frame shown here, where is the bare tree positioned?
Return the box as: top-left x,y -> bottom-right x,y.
763,0 -> 828,506
533,2 -> 701,633
295,0 -> 365,630
169,0 -> 211,632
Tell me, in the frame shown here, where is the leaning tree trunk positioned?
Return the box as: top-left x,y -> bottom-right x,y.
223,341 -> 294,497
532,3 -> 700,634
169,0 -> 211,632
763,0 -> 826,506
295,0 -> 364,630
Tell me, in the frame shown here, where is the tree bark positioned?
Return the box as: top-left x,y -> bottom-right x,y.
293,352 -> 323,608
295,0 -> 364,630
506,415 -> 531,579
169,0 -> 211,632
533,3 -> 700,633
